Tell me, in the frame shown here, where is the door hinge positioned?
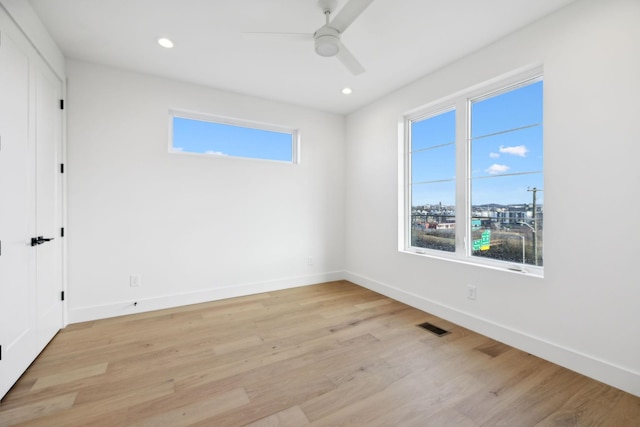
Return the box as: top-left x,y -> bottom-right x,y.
60,163 -> 64,174
61,291 -> 65,301
60,99 -> 64,110
61,227 -> 65,237
0,344 -> 2,361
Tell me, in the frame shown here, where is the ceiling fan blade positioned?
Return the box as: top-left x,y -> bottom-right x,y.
241,32 -> 313,42
336,42 -> 365,75
330,0 -> 374,34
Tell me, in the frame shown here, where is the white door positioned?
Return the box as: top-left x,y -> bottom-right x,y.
0,27 -> 64,399
0,28 -> 39,399
35,59 -> 64,350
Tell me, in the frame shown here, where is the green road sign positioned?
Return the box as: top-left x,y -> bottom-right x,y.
473,230 -> 491,251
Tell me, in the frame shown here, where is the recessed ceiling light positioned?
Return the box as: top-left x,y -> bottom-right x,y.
342,87 -> 352,95
157,37 -> 174,49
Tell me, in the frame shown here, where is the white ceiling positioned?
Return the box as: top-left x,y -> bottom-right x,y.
28,0 -> 577,115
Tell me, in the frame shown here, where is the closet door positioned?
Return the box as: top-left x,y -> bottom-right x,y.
0,25 -> 64,399
35,58 -> 64,351
0,28 -> 39,399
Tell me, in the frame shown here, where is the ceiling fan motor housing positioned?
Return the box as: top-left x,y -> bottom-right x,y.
314,26 -> 340,57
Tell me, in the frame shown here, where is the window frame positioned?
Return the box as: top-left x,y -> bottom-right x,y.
401,68 -> 544,277
169,109 -> 300,164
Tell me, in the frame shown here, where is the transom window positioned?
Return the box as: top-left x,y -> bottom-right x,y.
170,110 -> 299,163
404,70 -> 543,275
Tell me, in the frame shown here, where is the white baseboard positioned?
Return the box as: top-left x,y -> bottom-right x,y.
344,271 -> 640,398
67,271 -> 345,324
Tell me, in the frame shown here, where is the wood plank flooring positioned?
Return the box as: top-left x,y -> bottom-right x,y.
1,281 -> 639,426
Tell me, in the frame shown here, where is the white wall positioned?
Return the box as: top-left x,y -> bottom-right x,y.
66,60 -> 345,322
344,0 -> 640,397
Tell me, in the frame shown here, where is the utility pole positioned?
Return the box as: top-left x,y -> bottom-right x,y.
527,187 -> 543,265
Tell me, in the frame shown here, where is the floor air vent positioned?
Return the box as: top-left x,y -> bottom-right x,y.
417,321 -> 450,337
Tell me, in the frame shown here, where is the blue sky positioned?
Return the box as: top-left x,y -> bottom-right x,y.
411,80 -> 543,207
172,116 -> 293,162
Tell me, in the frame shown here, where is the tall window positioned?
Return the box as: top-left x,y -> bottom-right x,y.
170,110 -> 299,163
470,79 -> 543,266
404,71 -> 543,275
409,109 -> 456,252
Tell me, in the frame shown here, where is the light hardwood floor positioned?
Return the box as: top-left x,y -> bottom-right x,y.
1,281 -> 639,426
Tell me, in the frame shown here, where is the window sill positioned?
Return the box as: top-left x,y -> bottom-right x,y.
400,248 -> 544,279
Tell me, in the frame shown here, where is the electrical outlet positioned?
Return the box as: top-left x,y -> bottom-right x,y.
130,275 -> 141,287
307,256 -> 313,266
467,284 -> 477,300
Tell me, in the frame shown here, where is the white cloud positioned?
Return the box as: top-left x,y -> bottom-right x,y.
205,150 -> 227,156
172,147 -> 184,152
489,152 -> 500,158
486,164 -> 510,175
499,145 -> 528,157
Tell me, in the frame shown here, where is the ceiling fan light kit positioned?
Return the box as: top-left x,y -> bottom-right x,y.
315,35 -> 340,57
314,28 -> 340,57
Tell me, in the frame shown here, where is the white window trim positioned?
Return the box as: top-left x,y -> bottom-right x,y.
399,67 -> 544,278
169,108 -> 300,164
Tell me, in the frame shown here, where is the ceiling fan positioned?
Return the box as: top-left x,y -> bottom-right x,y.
243,0 -> 374,75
